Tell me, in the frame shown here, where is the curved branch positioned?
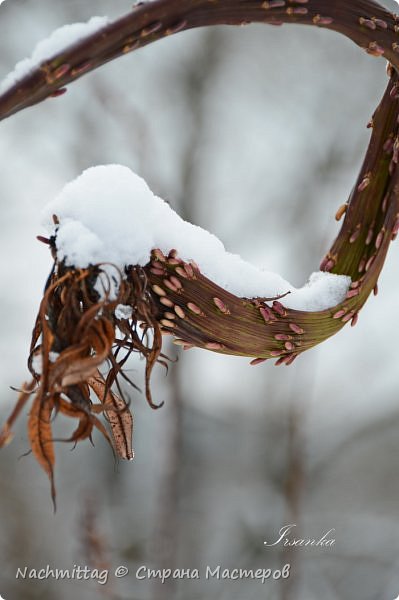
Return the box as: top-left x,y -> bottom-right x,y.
0,0 -> 398,122
142,67 -> 399,363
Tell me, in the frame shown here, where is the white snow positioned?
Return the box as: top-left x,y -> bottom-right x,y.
93,264 -> 122,302
115,305 -> 134,320
42,164 -> 351,312
31,353 -> 42,375
31,350 -> 59,375
0,16 -> 109,94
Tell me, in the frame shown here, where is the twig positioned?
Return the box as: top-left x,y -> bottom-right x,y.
0,1 -> 398,122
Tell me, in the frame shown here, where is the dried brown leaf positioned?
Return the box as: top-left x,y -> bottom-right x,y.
0,380 -> 35,448
60,319 -> 115,387
28,394 -> 56,508
89,372 -> 134,460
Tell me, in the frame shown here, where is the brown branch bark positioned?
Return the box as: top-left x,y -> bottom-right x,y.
0,1 -> 398,122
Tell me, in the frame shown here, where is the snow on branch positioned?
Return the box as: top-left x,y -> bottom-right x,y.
0,0 -> 399,122
0,16 -> 109,95
44,164 -> 350,311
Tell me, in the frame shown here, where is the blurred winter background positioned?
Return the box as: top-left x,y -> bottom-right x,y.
1,1 -> 399,599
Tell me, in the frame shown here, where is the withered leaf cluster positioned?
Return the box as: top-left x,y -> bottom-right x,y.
0,259 -> 167,506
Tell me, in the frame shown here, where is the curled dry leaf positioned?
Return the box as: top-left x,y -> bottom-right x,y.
28,394 -> 56,508
0,380 -> 36,447
88,370 -> 134,461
